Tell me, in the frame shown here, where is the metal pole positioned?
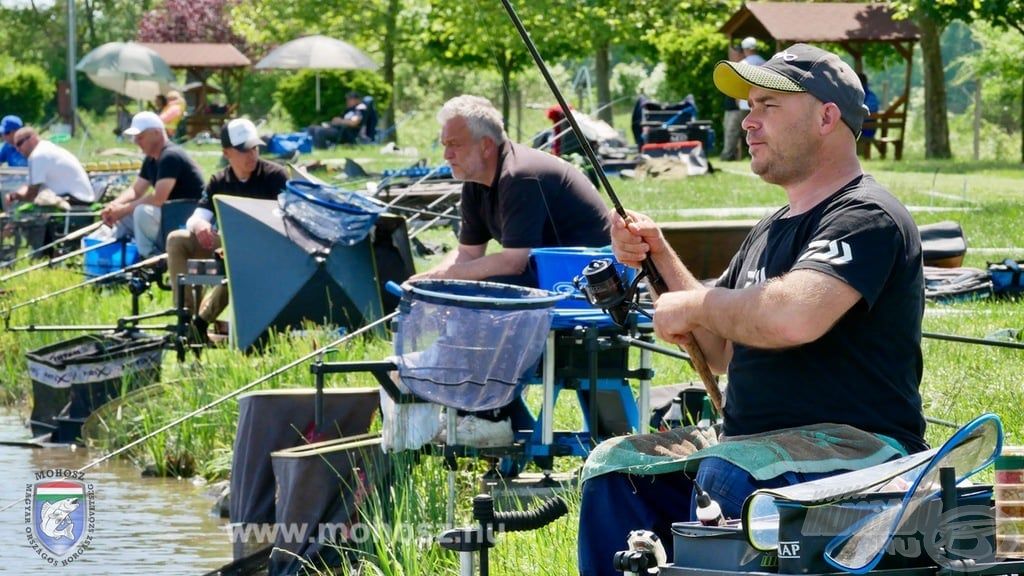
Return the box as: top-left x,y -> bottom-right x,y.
973,76 -> 981,162
67,0 -> 78,136
542,332 -> 555,446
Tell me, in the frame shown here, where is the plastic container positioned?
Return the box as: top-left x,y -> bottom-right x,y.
83,237 -> 139,277
996,446 -> 1024,559
531,246 -> 635,309
672,521 -> 777,572
278,180 -> 386,246
775,485 -> 994,573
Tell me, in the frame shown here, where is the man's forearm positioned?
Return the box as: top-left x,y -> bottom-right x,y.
442,251 -> 528,280
649,248 -> 703,294
697,271 -> 858,350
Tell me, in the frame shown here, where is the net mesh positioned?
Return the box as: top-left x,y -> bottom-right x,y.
394,280 -> 560,411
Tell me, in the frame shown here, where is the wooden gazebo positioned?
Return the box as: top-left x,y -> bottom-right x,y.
720,2 -> 920,160
140,42 -> 251,137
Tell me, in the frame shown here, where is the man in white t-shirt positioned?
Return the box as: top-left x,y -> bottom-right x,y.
3,127 -> 96,209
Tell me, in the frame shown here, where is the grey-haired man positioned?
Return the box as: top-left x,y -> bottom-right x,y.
411,94 -> 609,286
579,44 -> 926,576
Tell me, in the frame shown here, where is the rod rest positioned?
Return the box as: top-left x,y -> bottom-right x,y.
310,360 -> 425,404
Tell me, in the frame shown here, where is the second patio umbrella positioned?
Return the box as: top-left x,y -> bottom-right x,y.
254,35 -> 378,112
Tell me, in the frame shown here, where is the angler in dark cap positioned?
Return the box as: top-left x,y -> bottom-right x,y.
578,44 -> 926,576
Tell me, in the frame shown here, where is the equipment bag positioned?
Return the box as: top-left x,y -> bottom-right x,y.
988,259 -> 1024,295
278,180 -> 386,246
923,266 -> 992,302
267,132 -> 313,155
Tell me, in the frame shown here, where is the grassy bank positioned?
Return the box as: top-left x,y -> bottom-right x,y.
1,117 -> 1022,574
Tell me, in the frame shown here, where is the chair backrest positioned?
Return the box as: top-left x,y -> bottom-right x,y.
155,199 -> 200,252
362,96 -> 379,142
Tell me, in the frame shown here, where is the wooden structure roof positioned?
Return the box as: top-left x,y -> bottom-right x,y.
138,43 -> 250,138
139,43 -> 250,68
720,3 -> 919,46
719,2 -> 919,160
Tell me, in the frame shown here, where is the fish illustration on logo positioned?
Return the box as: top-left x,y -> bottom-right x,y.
31,480 -> 88,557
39,497 -> 79,540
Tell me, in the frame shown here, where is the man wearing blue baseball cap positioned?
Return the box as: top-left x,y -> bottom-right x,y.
0,115 -> 27,167
577,44 -> 926,575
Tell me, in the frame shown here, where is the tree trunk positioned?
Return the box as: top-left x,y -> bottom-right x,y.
383,0 -> 398,143
595,41 -> 612,125
918,14 -> 951,159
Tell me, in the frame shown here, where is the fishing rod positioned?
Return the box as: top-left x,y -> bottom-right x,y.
1,210 -> 103,219
377,162 -> 452,210
409,203 -> 461,240
0,237 -> 118,283
6,306 -> 180,334
499,0 -> 723,413
0,220 -> 103,269
1,253 -> 168,321
384,203 -> 460,222
0,311 -> 399,514
923,330 -> 1024,351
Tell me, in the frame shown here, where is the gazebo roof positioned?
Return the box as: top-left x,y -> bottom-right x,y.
139,43 -> 250,69
720,2 -> 920,44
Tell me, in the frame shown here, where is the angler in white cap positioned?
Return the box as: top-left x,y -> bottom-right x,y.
98,111 -> 205,256
166,117 -> 288,344
578,44 -> 926,576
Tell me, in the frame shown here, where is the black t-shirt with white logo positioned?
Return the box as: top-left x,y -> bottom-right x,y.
716,174 -> 927,453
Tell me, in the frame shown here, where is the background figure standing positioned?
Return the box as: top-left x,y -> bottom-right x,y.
719,46 -> 744,161
157,91 -> 186,138
732,37 -> 766,159
857,72 -> 880,155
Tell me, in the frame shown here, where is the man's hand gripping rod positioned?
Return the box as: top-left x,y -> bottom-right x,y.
499,0 -> 723,415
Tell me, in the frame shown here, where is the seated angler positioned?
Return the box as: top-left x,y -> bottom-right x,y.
578,44 -> 928,576
4,127 -> 97,210
410,95 -> 609,287
0,115 -> 28,167
307,91 -> 368,149
98,111 -> 205,257
166,118 -> 288,343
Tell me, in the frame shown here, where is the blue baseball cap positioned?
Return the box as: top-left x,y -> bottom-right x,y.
1,115 -> 23,135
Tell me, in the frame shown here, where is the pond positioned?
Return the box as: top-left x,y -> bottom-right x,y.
0,406 -> 232,573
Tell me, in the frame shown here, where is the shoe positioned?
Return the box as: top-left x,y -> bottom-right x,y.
435,415 -> 514,448
185,317 -> 211,346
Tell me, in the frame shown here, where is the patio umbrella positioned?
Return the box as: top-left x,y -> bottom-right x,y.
76,42 -> 174,101
254,35 -> 378,112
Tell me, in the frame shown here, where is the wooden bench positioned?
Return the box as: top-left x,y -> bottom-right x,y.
859,96 -> 908,161
183,104 -> 238,139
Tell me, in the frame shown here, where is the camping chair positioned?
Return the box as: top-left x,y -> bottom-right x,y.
155,199 -> 200,254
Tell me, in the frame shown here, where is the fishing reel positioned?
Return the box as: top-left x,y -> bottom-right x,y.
573,258 -> 649,327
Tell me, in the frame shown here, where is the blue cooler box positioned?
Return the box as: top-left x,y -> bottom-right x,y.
531,246 -> 635,309
83,237 -> 139,277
